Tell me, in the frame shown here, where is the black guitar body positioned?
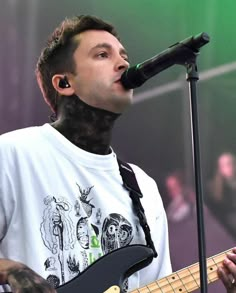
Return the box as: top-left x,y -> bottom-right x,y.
57,245 -> 154,293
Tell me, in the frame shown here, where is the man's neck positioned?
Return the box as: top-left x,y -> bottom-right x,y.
51,96 -> 120,155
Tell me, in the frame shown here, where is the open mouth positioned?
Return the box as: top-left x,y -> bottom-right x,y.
115,79 -> 125,87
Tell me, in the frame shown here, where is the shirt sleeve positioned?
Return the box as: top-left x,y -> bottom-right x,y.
0,146 -> 7,241
0,141 -> 15,242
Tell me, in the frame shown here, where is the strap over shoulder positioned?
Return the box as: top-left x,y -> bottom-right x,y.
117,158 -> 157,258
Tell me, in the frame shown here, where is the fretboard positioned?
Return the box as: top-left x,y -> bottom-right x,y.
131,248 -> 232,293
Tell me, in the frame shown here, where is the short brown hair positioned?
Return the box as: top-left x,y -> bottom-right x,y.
36,15 -> 119,112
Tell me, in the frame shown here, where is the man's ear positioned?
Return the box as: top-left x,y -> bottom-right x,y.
52,74 -> 75,96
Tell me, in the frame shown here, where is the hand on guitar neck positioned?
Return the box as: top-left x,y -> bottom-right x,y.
218,247 -> 236,293
0,259 -> 56,293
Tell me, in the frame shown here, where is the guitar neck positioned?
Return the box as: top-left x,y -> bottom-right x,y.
131,248 -> 232,293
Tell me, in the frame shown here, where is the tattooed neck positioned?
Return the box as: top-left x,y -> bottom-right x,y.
51,96 -> 120,155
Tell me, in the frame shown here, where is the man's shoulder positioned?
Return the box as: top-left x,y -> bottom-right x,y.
126,162 -> 158,191
128,163 -> 153,180
127,162 -> 164,215
0,125 -> 44,151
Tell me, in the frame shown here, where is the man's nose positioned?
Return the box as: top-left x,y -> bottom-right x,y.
115,56 -> 129,72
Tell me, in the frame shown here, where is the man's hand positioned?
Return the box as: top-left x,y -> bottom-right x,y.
218,247 -> 236,293
0,259 -> 57,292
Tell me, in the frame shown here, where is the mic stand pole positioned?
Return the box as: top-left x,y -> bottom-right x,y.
186,61 -> 208,293
120,31 -> 210,292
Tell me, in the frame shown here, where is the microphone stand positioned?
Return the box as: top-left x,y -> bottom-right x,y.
122,32 -> 210,292
185,60 -> 208,293
154,34 -> 210,292
151,35 -> 210,292
166,34 -> 209,293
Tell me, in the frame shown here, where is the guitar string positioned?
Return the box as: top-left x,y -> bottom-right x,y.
131,249 -> 231,293
133,267 -> 222,293
166,274 -> 177,293
152,267 -> 219,293
145,255 -> 226,293
176,270 -> 188,292
152,263 -> 224,293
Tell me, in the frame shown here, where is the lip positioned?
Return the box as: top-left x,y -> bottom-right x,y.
114,74 -> 124,82
113,77 -> 132,91
114,79 -> 125,89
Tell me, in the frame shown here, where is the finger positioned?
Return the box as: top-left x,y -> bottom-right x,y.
228,251 -> 236,262
224,254 -> 236,277
218,266 -> 235,290
232,247 -> 236,254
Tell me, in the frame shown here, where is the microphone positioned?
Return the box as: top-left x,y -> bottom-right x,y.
121,32 -> 210,89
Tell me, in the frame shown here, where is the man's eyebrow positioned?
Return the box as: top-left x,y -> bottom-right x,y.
89,43 -> 128,56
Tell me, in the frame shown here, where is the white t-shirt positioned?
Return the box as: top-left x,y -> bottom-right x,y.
0,124 -> 171,292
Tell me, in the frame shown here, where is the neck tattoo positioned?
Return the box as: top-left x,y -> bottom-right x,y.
51,95 -> 120,155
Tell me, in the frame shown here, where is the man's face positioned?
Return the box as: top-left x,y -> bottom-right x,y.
218,154 -> 235,179
69,30 -> 133,113
166,176 -> 182,199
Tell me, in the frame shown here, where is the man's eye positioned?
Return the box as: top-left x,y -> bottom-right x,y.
122,56 -> 130,63
97,52 -> 108,58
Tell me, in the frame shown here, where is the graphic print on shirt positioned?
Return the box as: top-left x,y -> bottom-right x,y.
47,274 -> 60,289
74,199 -> 81,217
80,250 -> 89,271
75,184 -> 96,250
40,185 -> 135,290
76,217 -> 89,249
101,213 -> 133,254
67,253 -> 80,279
44,257 -> 57,271
75,184 -> 102,265
101,213 -> 133,292
40,196 -> 75,284
76,183 -> 95,217
95,208 -> 102,225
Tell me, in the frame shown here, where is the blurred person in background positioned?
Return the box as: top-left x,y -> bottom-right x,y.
206,152 -> 236,239
164,170 -> 198,270
165,170 -> 195,223
165,169 -> 236,293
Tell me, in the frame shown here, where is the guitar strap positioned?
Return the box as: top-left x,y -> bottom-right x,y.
117,158 -> 157,258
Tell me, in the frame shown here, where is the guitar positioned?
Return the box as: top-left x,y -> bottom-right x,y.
56,244 -> 232,293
